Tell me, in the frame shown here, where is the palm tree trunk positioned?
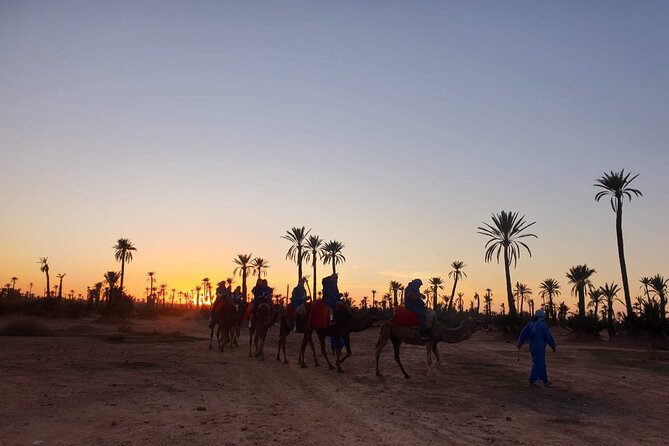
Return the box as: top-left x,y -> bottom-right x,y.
45,272 -> 50,298
449,278 -> 459,311
242,270 -> 247,303
503,247 -> 517,317
578,286 -> 586,323
312,256 -> 317,302
297,248 -> 303,283
332,261 -> 336,275
120,255 -> 126,296
615,200 -> 634,320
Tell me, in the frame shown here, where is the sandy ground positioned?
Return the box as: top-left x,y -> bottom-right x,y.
1,314 -> 668,446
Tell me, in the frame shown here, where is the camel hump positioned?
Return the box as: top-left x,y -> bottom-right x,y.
392,306 -> 420,327
309,299 -> 330,329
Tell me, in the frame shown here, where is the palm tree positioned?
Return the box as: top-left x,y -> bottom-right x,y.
233,254 -> 253,302
195,285 -> 202,308
103,271 -> 120,303
457,292 -> 464,313
428,277 -> 444,312
250,258 -> 270,278
282,226 -> 311,283
303,235 -> 323,300
557,302 -> 570,325
566,265 -> 596,324
389,281 -> 402,308
160,284 -> 167,305
640,277 -> 653,304
38,257 -> 50,298
649,274 -> 668,322
321,240 -> 346,275
113,238 -> 137,295
28,282 -> 33,298
201,278 -> 210,305
474,292 -> 480,316
56,273 -> 66,300
599,282 -> 620,337
170,288 -> 176,307
527,298 -> 535,315
594,169 -> 642,320
447,261 -> 467,310
10,277 -> 17,290
371,289 -> 377,308
146,272 -> 156,304
538,279 -> 561,322
587,287 -> 604,322
513,282 -> 532,316
478,211 -> 537,318
483,289 -> 493,321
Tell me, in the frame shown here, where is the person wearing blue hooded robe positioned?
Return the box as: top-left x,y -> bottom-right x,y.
517,309 -> 556,386
404,279 -> 431,340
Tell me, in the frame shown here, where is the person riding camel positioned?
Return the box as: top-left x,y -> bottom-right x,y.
249,278 -> 272,328
230,285 -> 243,307
289,277 -> 308,331
211,281 -> 230,320
404,279 -> 432,341
322,273 -> 341,325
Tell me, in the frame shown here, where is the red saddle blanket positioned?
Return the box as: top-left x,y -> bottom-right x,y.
309,300 -> 330,329
393,306 -> 420,327
286,304 -> 297,318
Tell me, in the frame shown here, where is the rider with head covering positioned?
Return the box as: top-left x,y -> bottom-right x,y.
517,309 -> 557,386
322,274 -> 340,324
404,279 -> 431,340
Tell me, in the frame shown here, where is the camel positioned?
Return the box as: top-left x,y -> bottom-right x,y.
209,299 -> 244,352
248,301 -> 279,360
297,303 -> 383,373
375,316 -> 477,379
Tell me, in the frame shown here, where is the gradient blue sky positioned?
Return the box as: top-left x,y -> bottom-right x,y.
1,1 -> 667,309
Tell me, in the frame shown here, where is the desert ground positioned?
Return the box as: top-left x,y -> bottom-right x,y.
1,314 -> 668,446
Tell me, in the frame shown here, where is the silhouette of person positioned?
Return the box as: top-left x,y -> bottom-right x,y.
517,309 -> 556,386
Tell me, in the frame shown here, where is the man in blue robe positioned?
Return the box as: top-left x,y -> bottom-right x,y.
517,309 -> 556,386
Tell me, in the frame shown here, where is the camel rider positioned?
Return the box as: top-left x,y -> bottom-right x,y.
322,274 -> 341,324
405,279 -> 431,341
290,278 -> 308,314
249,278 -> 272,328
230,286 -> 243,307
211,281 -> 230,320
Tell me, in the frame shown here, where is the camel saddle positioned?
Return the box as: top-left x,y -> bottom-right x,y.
392,306 -> 420,327
308,299 -> 348,330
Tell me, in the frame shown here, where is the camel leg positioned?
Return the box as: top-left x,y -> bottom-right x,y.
426,341 -> 434,378
317,332 -> 335,370
335,343 -> 344,373
208,322 -> 215,350
248,328 -> 254,357
308,333 -> 319,367
281,329 -> 290,364
432,342 -> 442,366
298,330 -> 309,368
276,329 -> 284,361
338,335 -> 352,365
258,329 -> 266,361
391,337 -> 410,379
375,330 -> 390,377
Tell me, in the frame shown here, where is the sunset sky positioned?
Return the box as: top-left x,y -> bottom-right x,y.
1,1 -> 667,310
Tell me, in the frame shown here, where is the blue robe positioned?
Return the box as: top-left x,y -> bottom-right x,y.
518,318 -> 556,383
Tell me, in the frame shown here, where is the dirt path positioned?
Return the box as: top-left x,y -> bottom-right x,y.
1,316 -> 668,445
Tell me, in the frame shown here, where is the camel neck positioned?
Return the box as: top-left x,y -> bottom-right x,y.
435,318 -> 471,343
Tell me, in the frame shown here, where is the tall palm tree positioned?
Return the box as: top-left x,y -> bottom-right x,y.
10,277 -> 17,290
587,287 -> 604,322
457,292 -> 464,313
566,265 -> 596,324
557,302 -> 570,325
250,258 -> 270,278
599,282 -> 620,337
371,289 -> 377,308
171,288 -> 176,307
113,238 -> 137,295
233,254 -> 253,302
447,261 -> 467,310
56,273 -> 66,300
321,240 -> 346,275
428,277 -> 444,312
527,298 -> 535,315
160,284 -> 167,305
478,211 -> 537,317
282,226 -> 311,283
649,274 -> 668,322
514,282 -> 532,316
538,278 -> 561,322
594,169 -> 642,320
483,289 -> 493,320
303,235 -> 323,300
38,257 -> 50,298
28,282 -> 33,297
389,281 -> 402,308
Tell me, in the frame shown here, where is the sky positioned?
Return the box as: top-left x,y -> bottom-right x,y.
1,1 -> 667,310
